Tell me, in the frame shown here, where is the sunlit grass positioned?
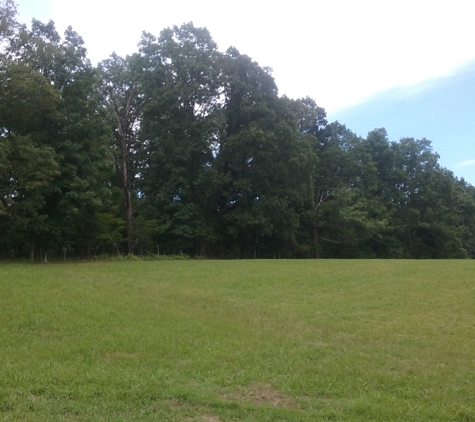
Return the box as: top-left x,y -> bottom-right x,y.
1,260 -> 474,421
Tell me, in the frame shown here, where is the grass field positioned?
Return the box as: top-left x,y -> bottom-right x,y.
1,260 -> 475,421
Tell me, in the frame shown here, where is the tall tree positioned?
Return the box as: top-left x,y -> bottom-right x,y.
0,60 -> 61,258
4,18 -> 113,259
138,24 -> 223,256
213,49 -> 314,258
99,53 -> 142,255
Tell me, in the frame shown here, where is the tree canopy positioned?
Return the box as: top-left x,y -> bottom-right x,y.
1,3 -> 474,260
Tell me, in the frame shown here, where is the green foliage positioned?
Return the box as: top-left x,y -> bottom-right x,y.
0,62 -> 62,135
0,134 -> 58,257
0,16 -> 113,260
1,13 -> 475,259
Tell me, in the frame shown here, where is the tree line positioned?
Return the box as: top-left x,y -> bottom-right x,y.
2,1 -> 475,260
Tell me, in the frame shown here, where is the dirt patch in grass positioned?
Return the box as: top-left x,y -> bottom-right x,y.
201,415 -> 223,422
164,399 -> 188,411
221,383 -> 297,408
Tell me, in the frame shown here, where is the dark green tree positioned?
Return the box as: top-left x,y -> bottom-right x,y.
3,18 -> 113,259
213,50 -> 314,258
137,24 -> 223,256
0,61 -> 61,258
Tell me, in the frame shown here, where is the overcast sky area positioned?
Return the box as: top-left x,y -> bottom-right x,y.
16,0 -> 475,183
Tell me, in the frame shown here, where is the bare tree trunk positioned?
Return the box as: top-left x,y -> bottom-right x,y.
313,188 -> 329,259
112,115 -> 134,255
108,75 -> 139,256
124,180 -> 134,255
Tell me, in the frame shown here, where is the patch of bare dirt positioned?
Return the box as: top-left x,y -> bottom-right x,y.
201,415 -> 223,422
165,399 -> 188,411
221,383 -> 298,408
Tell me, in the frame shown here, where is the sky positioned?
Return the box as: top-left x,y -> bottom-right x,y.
15,0 -> 475,183
329,61 -> 475,183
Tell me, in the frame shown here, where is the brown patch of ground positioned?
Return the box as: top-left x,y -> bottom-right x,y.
221,383 -> 297,408
165,399 -> 188,411
201,415 -> 223,422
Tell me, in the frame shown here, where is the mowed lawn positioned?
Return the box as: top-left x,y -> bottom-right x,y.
1,260 -> 475,421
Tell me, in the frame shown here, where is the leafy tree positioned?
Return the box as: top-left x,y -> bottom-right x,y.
1,10 -> 475,260
2,18 -> 113,259
137,24 -> 223,256
0,57 -> 62,258
212,50 -> 315,258
0,134 -> 58,258
386,138 -> 470,258
0,0 -> 18,54
0,61 -> 62,135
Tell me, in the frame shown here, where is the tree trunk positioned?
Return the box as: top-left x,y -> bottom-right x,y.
30,243 -> 34,263
125,183 -> 134,255
110,78 -> 138,256
200,241 -> 207,258
314,225 -> 320,259
114,135 -> 134,256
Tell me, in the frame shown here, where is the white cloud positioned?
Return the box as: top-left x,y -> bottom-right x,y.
455,160 -> 475,169
19,0 -> 475,111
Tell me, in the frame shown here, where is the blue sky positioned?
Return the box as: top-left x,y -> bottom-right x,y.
328,61 -> 475,184
15,0 -> 475,184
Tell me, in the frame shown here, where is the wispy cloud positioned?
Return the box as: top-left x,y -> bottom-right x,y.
455,160 -> 475,169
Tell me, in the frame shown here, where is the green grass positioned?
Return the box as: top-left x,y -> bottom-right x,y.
1,260 -> 475,421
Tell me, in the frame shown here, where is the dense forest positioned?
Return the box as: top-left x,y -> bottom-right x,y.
2,1 -> 475,260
